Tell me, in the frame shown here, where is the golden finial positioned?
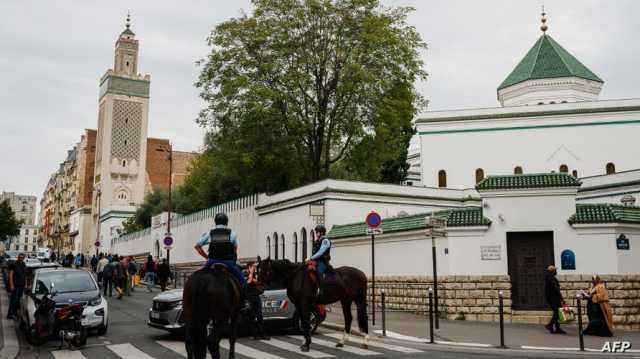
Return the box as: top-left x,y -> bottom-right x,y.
540,6 -> 548,33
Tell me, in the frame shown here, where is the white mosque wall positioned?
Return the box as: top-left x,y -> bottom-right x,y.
417,100 -> 640,189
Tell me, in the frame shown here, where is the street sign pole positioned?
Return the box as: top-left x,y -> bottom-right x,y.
432,235 -> 439,329
371,231 -> 375,327
425,216 -> 446,330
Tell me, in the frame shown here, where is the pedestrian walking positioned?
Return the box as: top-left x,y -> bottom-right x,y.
50,251 -> 57,263
111,255 -> 125,299
544,265 -> 566,334
125,256 -> 137,296
65,252 -> 74,268
102,256 -> 114,297
142,255 -> 157,292
74,253 -> 82,269
157,259 -> 172,292
7,253 -> 26,319
246,261 -> 269,340
90,254 -> 98,273
97,253 -> 108,286
583,275 -> 614,337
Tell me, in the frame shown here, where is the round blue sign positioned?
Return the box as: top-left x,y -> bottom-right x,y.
366,211 -> 382,229
163,235 -> 173,247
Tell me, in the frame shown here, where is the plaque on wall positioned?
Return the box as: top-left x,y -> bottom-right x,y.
617,234 -> 630,250
480,245 -> 501,260
561,249 -> 576,270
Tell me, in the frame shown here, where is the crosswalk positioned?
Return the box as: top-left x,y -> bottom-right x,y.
49,333 -> 423,359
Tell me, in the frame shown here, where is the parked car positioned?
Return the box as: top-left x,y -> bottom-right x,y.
18,267 -> 109,335
147,285 -> 324,335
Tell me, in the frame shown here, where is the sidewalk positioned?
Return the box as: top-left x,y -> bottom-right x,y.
323,305 -> 640,352
0,277 -> 19,359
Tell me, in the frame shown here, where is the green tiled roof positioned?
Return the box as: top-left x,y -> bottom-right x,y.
328,207 -> 491,239
476,173 -> 581,191
568,204 -> 640,225
121,28 -> 135,36
498,34 -> 603,90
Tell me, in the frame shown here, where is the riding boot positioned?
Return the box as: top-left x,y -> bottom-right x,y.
315,276 -> 325,301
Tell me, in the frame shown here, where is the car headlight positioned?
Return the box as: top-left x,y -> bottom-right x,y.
171,300 -> 182,309
89,296 -> 102,306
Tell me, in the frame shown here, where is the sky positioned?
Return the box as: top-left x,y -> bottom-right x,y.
1,0 -> 639,202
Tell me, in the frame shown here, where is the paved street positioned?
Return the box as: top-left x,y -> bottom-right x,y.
6,287 -> 633,359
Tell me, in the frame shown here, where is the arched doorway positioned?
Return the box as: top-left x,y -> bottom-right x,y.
301,228 -> 307,260
280,234 -> 285,260
293,233 -> 298,262
273,232 -> 279,259
154,240 -> 160,259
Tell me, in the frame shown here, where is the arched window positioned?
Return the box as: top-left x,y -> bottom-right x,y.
122,160 -> 127,167
266,236 -> 271,258
514,166 -> 523,175
293,233 -> 298,263
301,228 -> 307,260
606,162 -> 616,175
280,234 -> 285,260
572,170 -> 578,178
438,170 -> 447,188
475,168 -> 485,184
559,164 -> 568,173
310,230 -> 315,256
273,232 -> 279,259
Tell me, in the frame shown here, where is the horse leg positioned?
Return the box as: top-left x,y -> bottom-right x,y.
207,319 -> 221,359
299,304 -> 312,352
336,299 -> 353,348
355,297 -> 370,349
228,312 -> 238,359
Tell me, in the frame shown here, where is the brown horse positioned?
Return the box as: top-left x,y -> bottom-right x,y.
182,266 -> 241,359
257,258 -> 369,352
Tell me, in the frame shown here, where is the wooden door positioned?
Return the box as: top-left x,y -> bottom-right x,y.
507,232 -> 554,310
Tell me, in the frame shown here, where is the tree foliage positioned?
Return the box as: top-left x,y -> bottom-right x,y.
195,0 -> 426,198
0,200 -> 21,242
118,189 -> 192,235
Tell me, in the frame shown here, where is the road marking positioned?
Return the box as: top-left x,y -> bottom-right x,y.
51,350 -> 88,359
522,345 -> 580,351
108,343 -> 155,359
292,336 -> 381,356
324,333 -> 422,353
220,340 -> 285,359
157,340 -> 187,357
373,330 -> 425,343
262,338 -> 334,358
435,340 -> 492,348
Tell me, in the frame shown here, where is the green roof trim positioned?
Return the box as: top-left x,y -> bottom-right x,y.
328,207 -> 491,239
499,34 -> 603,90
121,28 -> 135,36
476,173 -> 581,191
569,203 -> 640,225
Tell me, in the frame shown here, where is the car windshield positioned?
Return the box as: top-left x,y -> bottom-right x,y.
34,271 -> 97,294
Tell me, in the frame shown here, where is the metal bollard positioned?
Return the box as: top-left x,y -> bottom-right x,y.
381,289 -> 387,337
428,287 -> 434,344
576,294 -> 584,351
498,291 -> 505,348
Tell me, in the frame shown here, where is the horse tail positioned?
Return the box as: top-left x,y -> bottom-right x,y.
188,271 -> 209,359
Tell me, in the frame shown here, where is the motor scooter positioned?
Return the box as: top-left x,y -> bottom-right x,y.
27,282 -> 88,349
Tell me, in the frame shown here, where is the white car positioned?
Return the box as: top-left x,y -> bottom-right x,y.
18,267 -> 109,335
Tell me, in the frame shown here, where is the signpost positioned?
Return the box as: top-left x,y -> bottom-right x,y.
426,215 -> 447,329
164,234 -> 173,264
366,211 -> 382,326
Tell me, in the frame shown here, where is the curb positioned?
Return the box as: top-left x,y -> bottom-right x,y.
0,278 -> 19,359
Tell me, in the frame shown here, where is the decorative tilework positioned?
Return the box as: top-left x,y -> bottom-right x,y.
111,99 -> 142,161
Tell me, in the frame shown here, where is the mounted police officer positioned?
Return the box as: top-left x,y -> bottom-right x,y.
308,224 -> 332,298
194,212 -> 246,287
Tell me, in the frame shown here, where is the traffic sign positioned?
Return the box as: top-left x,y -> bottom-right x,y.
425,228 -> 447,238
94,241 -> 100,247
365,228 -> 384,235
163,234 -> 173,247
366,211 -> 382,229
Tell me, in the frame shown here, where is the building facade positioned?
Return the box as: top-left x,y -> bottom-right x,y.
0,192 -> 37,226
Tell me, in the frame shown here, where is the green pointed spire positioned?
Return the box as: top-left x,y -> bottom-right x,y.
498,34 -> 603,90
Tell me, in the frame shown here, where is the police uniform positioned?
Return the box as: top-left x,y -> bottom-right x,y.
310,235 -> 331,277
197,224 -> 246,285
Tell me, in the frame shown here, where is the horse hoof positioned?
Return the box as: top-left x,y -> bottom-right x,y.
335,343 -> 344,348
300,345 -> 310,352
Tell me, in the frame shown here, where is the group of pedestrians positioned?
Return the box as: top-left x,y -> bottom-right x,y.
94,253 -> 173,298
544,265 -> 614,337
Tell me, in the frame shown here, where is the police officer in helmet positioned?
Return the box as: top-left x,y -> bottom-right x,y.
194,212 -> 246,287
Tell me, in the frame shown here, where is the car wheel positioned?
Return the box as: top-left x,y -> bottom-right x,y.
97,322 -> 108,335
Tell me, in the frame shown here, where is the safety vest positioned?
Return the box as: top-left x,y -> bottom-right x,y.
312,236 -> 331,261
208,227 -> 236,261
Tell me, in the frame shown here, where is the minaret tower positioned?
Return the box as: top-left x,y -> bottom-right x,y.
93,13 -> 151,252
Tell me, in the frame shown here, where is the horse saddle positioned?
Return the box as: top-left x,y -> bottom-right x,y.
306,261 -> 337,286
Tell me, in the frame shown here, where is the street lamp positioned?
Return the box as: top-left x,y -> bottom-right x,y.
156,143 -> 173,265
94,188 -> 102,257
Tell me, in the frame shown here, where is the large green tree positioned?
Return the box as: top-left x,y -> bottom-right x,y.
0,200 -> 21,242
196,0 -> 426,192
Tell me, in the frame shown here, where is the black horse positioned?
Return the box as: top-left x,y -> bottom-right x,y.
258,258 -> 369,352
183,266 -> 242,359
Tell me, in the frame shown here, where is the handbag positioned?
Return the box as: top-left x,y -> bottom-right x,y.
558,304 -> 575,323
